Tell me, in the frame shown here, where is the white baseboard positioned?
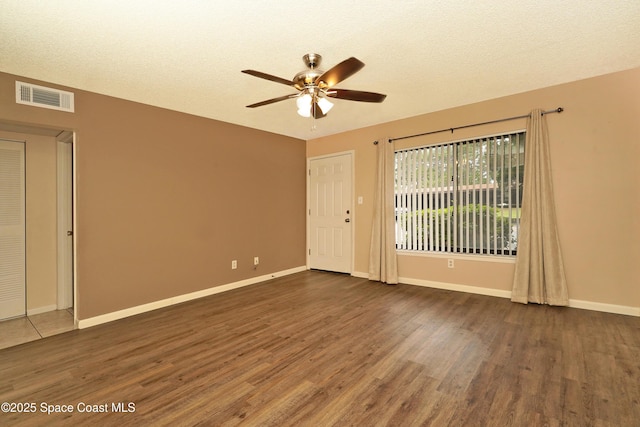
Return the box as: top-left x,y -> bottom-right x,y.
399,277 -> 512,299
78,266 -> 306,329
27,304 -> 58,316
568,299 -> 640,317
398,276 -> 639,317
77,267 -> 638,328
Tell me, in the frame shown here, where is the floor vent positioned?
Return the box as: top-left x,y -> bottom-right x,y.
15,81 -> 75,113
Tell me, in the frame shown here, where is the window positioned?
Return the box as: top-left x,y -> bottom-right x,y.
395,131 -> 525,256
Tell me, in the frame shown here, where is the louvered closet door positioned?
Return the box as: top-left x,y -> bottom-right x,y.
0,140 -> 25,320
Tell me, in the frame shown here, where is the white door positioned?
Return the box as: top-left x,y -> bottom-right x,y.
57,136 -> 73,310
309,153 -> 352,273
0,140 -> 26,320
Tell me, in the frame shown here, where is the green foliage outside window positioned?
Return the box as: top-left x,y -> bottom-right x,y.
397,204 -> 518,253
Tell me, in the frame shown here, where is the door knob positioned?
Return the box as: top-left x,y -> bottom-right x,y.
345,218 -> 350,223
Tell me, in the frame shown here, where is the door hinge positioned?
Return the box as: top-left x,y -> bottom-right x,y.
308,249 -> 311,255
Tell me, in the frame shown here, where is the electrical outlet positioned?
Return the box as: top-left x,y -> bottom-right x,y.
231,260 -> 237,270
254,257 -> 259,266
447,259 -> 454,269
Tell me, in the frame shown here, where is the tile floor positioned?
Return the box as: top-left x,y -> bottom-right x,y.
0,309 -> 75,350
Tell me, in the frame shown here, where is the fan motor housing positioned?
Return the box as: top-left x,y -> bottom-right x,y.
293,53 -> 326,90
293,70 -> 323,90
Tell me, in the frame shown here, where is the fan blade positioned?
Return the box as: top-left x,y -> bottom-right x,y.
316,57 -> 365,88
246,93 -> 298,108
242,70 -> 294,87
326,88 -> 387,103
312,102 -> 326,119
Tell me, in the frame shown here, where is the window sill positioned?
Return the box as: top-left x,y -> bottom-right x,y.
396,250 -> 516,264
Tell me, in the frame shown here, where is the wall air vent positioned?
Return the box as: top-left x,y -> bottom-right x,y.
15,81 -> 74,113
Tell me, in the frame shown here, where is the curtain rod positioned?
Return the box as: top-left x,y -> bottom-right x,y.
377,107 -> 563,144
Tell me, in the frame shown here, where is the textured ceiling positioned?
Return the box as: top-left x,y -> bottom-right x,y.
1,1 -> 639,140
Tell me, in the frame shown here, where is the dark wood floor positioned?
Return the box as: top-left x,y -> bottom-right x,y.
0,271 -> 638,426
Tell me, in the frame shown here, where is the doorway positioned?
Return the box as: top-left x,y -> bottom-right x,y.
0,125 -> 75,347
307,152 -> 354,274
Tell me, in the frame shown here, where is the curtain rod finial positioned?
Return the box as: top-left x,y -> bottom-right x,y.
557,107 -> 564,113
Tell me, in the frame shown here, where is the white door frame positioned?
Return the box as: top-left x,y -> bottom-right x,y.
306,150 -> 355,274
54,131 -> 77,327
56,132 -> 74,312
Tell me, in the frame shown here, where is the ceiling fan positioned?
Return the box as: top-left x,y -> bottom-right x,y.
242,54 -> 386,119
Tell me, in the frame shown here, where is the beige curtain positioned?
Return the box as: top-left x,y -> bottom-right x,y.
512,109 -> 569,305
369,138 -> 398,284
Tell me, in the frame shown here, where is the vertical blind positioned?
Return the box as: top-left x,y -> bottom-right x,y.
395,132 -> 525,255
0,141 -> 26,320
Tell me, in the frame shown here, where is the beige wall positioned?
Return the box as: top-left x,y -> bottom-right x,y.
0,71 -> 307,320
25,134 -> 58,311
2,67 -> 637,320
308,68 -> 640,309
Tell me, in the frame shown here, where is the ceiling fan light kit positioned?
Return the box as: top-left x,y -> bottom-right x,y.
242,53 -> 386,119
